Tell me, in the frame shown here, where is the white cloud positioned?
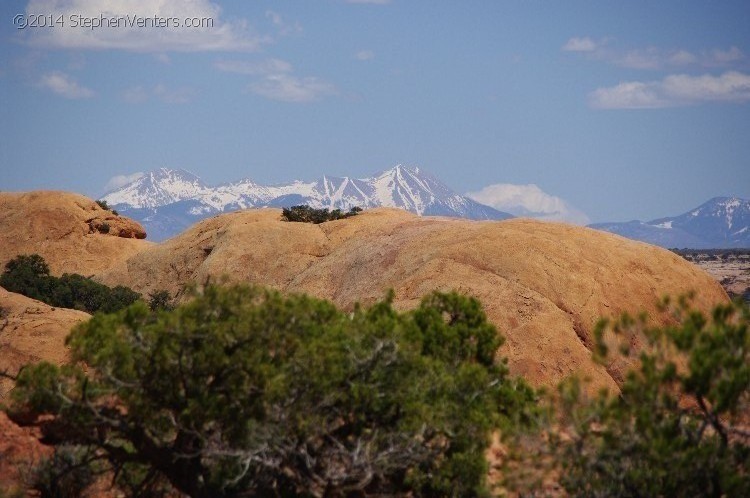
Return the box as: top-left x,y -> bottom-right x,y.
355,50 -> 375,61
23,0 -> 267,52
662,71 -> 750,102
618,48 -> 662,69
563,36 -> 745,70
38,71 -> 94,99
265,10 -> 301,36
668,50 -> 697,66
104,172 -> 143,192
590,71 -> 750,109
614,46 -> 745,69
215,58 -> 293,75
562,36 -> 600,52
467,184 -> 590,225
711,46 -> 744,64
248,74 -> 336,103
217,58 -> 336,103
589,81 -> 667,109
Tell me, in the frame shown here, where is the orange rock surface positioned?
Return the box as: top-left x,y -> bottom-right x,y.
0,191 -> 151,276
98,208 -> 728,391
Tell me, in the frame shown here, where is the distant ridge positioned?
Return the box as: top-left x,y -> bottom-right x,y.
589,196 -> 750,249
102,165 -> 512,240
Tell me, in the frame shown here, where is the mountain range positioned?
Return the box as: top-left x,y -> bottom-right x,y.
590,196 -> 750,249
102,165 -> 512,240
102,166 -> 750,248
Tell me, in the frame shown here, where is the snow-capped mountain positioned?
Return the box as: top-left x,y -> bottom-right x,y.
102,169 -> 207,209
589,197 -> 750,248
102,165 -> 512,240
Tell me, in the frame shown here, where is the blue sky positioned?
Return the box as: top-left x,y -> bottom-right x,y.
0,0 -> 748,223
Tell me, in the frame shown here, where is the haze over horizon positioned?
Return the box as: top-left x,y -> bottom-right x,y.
1,1 -> 749,223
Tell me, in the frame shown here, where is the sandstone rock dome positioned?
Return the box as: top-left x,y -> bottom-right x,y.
0,201 -> 730,492
0,287 -> 89,399
0,191 -> 151,276
97,208 -> 728,391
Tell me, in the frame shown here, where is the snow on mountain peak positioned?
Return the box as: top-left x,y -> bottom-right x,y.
102,167 -> 209,209
102,164 -> 512,240
593,195 -> 750,249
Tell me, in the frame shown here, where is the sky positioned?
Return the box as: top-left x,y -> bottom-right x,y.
0,0 -> 748,223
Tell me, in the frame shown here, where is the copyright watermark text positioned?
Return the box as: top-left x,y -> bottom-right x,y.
13,13 -> 214,30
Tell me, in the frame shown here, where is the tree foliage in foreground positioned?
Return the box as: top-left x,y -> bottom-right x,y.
0,254 -> 140,314
545,298 -> 750,497
6,285 -> 538,497
282,205 -> 362,224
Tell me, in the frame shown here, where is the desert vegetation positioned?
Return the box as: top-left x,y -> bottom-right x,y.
3,282 -> 749,496
0,254 -> 140,314
529,297 -> 750,496
147,289 -> 175,311
6,286 -> 539,497
282,205 -> 362,224
95,199 -> 119,216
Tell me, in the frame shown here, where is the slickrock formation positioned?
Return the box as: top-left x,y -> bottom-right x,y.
0,200 -> 730,492
0,191 -> 151,276
0,411 -> 50,494
0,288 -> 89,491
97,208 -> 728,391
0,286 -> 88,398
